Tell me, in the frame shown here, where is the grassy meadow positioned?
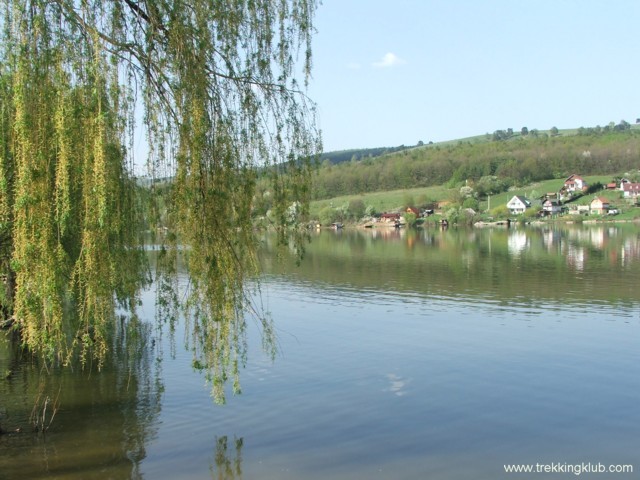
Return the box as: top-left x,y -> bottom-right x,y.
309,185 -> 450,217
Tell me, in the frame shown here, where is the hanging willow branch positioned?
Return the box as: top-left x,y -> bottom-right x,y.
0,0 -> 321,401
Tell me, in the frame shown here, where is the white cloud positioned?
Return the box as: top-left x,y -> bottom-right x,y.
372,52 -> 406,68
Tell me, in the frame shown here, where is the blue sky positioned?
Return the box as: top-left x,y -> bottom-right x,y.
308,0 -> 640,152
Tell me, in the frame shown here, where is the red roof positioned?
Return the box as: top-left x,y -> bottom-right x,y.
622,183 -> 640,192
565,174 -> 584,182
406,207 -> 420,216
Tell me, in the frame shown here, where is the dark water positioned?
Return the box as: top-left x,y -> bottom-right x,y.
1,225 -> 639,479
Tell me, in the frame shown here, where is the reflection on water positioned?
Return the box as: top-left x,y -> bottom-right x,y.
259,225 -> 640,314
0,315 -> 163,479
210,436 -> 244,480
1,224 -> 640,479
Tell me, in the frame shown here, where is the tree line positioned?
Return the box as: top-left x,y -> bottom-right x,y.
317,145 -> 413,165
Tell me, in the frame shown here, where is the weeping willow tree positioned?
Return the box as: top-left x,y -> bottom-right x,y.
0,0 -> 320,402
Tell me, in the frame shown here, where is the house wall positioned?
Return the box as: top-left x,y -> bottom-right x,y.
590,200 -> 609,214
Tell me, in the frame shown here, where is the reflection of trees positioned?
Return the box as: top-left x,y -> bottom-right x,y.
0,314 -> 162,479
154,244 -> 277,404
262,226 -> 640,305
210,436 -> 244,480
113,316 -> 163,478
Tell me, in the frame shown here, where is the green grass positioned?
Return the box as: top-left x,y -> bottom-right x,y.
310,185 -> 450,217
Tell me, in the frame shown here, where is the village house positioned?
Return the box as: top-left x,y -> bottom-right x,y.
619,178 -> 631,190
590,197 -> 610,215
542,198 -> 562,214
621,182 -> 640,199
506,195 -> 531,215
379,212 -> 401,223
405,206 -> 420,217
564,174 -> 588,193
568,205 -> 590,215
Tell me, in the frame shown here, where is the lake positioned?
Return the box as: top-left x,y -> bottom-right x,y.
1,225 -> 639,479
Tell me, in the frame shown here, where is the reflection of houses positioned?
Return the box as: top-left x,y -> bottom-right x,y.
589,228 -> 606,249
506,195 -> 531,215
541,229 -> 562,253
622,236 -> 640,266
566,244 -> 586,271
563,174 -> 588,193
507,231 -> 529,256
590,196 -> 610,214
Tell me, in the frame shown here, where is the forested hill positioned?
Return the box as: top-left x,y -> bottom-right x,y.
313,125 -> 640,200
318,145 -> 413,165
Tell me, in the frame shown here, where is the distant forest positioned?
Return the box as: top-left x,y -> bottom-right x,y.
312,126 -> 640,200
317,145 -> 413,165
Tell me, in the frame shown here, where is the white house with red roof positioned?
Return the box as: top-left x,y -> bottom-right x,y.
564,174 -> 588,193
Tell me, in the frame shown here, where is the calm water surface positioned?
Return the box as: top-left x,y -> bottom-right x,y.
1,225 -> 639,479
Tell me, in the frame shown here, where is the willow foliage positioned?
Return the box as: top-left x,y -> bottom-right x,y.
0,0 -> 320,401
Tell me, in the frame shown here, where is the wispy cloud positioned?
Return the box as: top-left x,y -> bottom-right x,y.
347,62 -> 362,70
372,52 -> 406,68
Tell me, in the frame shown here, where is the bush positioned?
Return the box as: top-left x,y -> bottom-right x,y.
490,204 -> 509,218
462,197 -> 479,210
403,212 -> 417,227
523,208 -> 539,220
365,204 -> 377,217
319,206 -> 338,225
347,198 -> 366,220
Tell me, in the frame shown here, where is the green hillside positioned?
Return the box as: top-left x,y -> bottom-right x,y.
309,122 -> 640,224
313,122 -> 640,201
